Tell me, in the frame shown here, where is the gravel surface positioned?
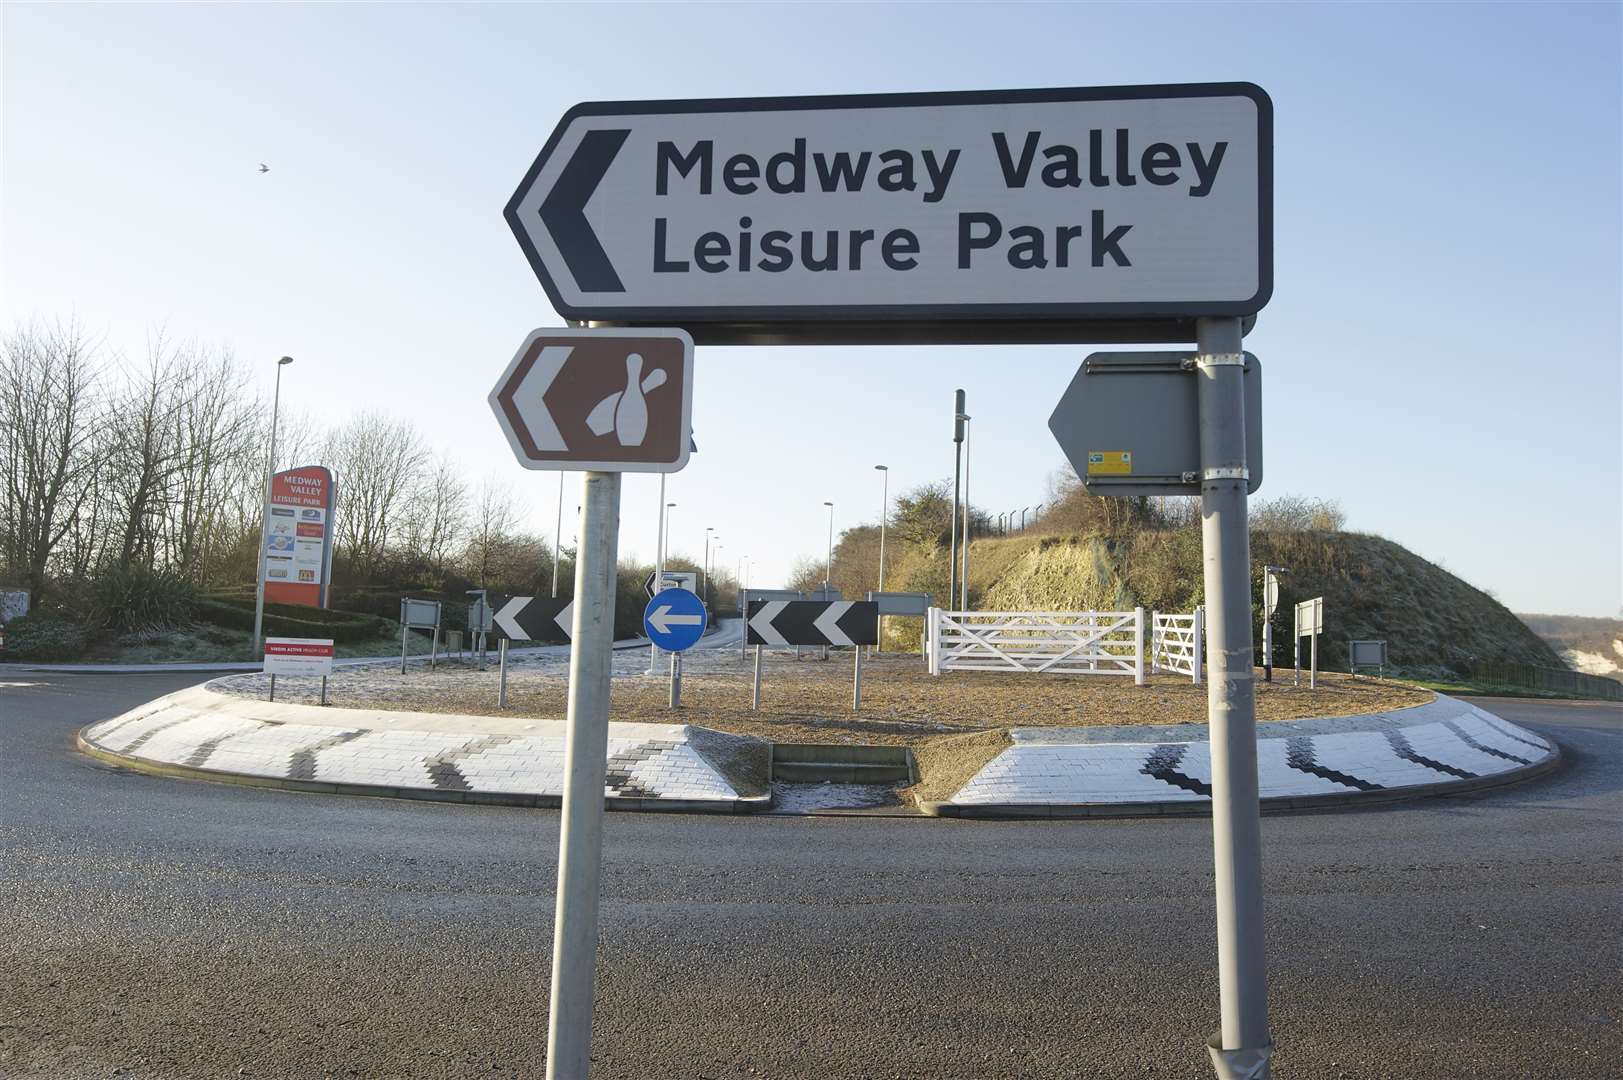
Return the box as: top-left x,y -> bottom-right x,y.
212,645 -> 1431,748
3,676 -> 1618,1079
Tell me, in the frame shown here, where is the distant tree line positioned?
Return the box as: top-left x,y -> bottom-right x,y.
0,319 -> 739,640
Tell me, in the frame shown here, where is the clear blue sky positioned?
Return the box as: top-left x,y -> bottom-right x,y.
4,2 -> 1619,616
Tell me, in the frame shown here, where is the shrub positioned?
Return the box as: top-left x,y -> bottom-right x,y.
91,567 -> 196,633
193,597 -> 392,643
1,612 -> 91,660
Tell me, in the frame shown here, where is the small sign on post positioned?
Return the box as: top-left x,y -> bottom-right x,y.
488,323 -> 695,1080
263,637 -> 334,703
1294,596 -> 1324,688
399,598 -> 442,674
644,587 -> 706,707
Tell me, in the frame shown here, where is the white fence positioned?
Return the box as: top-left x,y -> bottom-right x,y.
928,608 -> 1145,683
1151,607 -> 1205,684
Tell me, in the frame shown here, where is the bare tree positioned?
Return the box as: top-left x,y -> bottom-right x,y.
459,478 -> 523,589
0,320 -> 104,600
398,452 -> 468,574
324,412 -> 430,579
787,555 -> 828,594
102,334 -> 189,571
163,344 -> 259,583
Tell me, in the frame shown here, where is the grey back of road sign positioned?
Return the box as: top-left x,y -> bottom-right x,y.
1294,596 -> 1323,636
868,591 -> 933,617
1049,351 -> 1262,496
400,598 -> 441,629
742,588 -> 801,606
1348,639 -> 1386,667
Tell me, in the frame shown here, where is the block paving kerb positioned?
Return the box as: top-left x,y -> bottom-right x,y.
932,695 -> 1558,816
76,680 -> 1557,816
78,684 -> 767,812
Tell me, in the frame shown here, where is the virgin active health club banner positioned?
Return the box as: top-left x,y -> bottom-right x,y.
263,465 -> 335,607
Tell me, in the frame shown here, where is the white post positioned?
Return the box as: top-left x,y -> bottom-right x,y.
1134,606 -> 1146,686
1194,605 -> 1206,687
927,606 -> 941,676
545,471 -> 621,1080
1151,610 -> 1162,675
1310,628 -> 1318,690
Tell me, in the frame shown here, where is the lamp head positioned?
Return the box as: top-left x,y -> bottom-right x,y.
277,356 -> 293,366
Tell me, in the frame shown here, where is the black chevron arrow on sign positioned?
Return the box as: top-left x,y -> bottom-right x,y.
538,128 -> 628,293
746,600 -> 878,647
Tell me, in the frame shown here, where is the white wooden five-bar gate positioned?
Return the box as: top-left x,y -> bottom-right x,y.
927,608 -> 1146,684
1151,606 -> 1205,685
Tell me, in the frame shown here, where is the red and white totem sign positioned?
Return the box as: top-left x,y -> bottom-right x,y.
263,465 -> 336,607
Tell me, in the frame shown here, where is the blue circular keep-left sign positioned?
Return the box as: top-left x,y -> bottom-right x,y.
643,587 -> 707,652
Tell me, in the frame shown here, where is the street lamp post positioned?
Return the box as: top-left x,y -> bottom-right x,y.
822,502 -> 834,591
874,465 -> 888,653
948,391 -> 965,612
959,416 -> 971,610
702,526 -> 714,608
251,356 -> 294,651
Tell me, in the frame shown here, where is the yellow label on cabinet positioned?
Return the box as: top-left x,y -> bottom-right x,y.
1086,451 -> 1133,475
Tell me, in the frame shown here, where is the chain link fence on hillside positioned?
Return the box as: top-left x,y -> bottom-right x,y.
1468,661 -> 1623,701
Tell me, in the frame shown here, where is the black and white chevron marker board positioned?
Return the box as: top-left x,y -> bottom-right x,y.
747,600 -> 878,647
487,595 -> 574,643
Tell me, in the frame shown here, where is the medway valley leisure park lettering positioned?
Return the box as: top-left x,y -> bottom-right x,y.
650,129 -> 1230,276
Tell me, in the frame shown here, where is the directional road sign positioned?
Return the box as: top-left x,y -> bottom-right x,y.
488,595 -> 575,643
867,591 -> 933,617
643,587 -> 707,652
747,600 -> 878,647
505,84 -> 1272,344
1049,351 -> 1263,497
643,569 -> 698,599
489,327 -> 694,472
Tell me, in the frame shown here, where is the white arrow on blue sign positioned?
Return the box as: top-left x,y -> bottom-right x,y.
643,587 -> 707,653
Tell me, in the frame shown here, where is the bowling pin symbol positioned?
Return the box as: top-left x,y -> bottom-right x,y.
585,352 -> 668,446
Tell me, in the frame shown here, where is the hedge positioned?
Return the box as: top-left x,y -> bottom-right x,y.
193,598 -> 393,643
1,613 -> 92,660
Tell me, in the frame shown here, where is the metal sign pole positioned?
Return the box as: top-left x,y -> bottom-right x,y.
1195,317 -> 1272,1079
752,644 -> 762,710
320,675 -> 327,706
1310,626 -> 1318,690
498,639 -> 509,708
545,470 -> 621,1080
400,621 -> 408,675
853,647 -> 863,711
669,652 -> 681,708
268,673 -> 275,703
431,612 -> 440,671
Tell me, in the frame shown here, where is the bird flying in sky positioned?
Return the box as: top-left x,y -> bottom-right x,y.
258,163 -> 269,173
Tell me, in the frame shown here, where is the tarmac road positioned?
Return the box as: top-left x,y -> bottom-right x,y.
1,673 -> 1617,1079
